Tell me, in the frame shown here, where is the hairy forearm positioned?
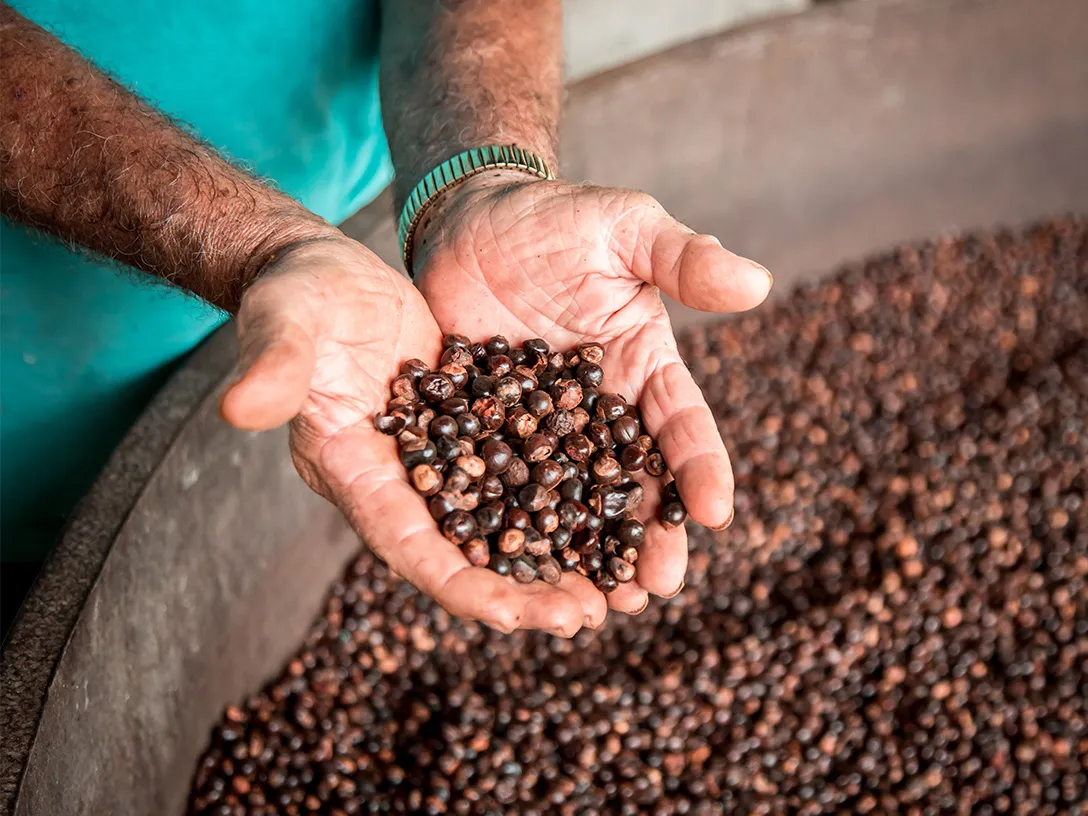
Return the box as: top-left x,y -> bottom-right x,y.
0,6 -> 333,312
379,0 -> 562,212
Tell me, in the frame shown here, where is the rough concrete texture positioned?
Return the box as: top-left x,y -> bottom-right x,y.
563,0 -> 809,80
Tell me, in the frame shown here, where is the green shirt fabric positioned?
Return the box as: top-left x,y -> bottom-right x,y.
1,0 -> 391,561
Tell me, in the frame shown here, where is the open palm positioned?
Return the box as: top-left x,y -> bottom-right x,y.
219,236 -> 598,635
416,176 -> 772,615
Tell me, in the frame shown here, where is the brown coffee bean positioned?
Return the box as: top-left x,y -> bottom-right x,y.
525,390 -> 554,418
531,460 -> 565,490
440,363 -> 468,389
495,376 -> 523,406
619,444 -> 646,472
411,464 -> 442,496
575,362 -> 604,387
505,507 -> 531,531
611,415 -> 640,445
505,406 -> 538,438
480,474 -> 504,501
471,396 -> 505,431
551,379 -> 583,410
534,507 -> 560,535
375,413 -> 407,435
481,438 -> 513,474
591,455 -> 623,486
645,450 -> 667,477
391,374 -> 419,401
475,503 -> 504,534
595,392 -> 628,421
587,421 -> 614,450
523,528 -> 551,557
501,458 -> 531,488
578,342 -> 604,364
419,372 -> 455,403
510,556 -> 538,584
518,484 -> 550,513
661,501 -> 687,528
461,538 -> 490,567
563,433 -> 594,462
497,528 -> 525,556
536,554 -> 563,585
399,358 -> 429,379
486,354 -> 513,378
545,409 -> 576,436
523,433 -> 555,462
441,510 -> 476,544
440,345 -> 473,367
607,556 -> 636,583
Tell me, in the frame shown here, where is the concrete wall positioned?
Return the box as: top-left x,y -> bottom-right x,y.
564,0 -> 809,80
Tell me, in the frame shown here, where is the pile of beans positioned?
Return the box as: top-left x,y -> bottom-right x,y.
188,218 -> 1087,816
375,336 -> 684,590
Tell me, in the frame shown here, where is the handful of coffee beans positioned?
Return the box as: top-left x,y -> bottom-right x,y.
375,335 -> 687,590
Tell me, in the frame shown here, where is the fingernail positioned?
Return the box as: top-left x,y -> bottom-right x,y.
630,598 -> 649,615
661,580 -> 685,600
583,615 -> 599,630
710,506 -> 735,531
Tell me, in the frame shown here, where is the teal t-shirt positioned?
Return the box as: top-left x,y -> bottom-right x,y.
1,1 -> 392,561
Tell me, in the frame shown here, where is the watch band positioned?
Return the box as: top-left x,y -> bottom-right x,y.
397,145 -> 555,276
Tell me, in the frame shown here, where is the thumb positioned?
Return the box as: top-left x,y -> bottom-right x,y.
219,292 -> 316,431
615,196 -> 773,313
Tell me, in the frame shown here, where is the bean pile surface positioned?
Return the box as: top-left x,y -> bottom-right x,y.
189,219 -> 1087,816
375,336 -> 684,590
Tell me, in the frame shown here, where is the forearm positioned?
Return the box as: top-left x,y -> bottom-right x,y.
0,5 -> 334,312
379,0 -> 562,213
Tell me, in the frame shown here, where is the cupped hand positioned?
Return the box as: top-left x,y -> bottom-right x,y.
414,173 -> 773,615
218,233 -> 597,636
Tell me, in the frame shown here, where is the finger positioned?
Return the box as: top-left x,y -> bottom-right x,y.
557,571 -> 609,630
220,303 -> 316,431
614,197 -> 772,313
635,520 -> 688,599
606,581 -> 650,615
638,357 -> 735,529
326,430 -> 586,635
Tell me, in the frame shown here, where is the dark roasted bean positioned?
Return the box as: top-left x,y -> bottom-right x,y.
595,392 -> 628,421
531,460 -> 565,490
441,510 -> 476,544
525,390 -> 554,418
550,379 -> 583,411
522,433 -> 555,462
375,413 -> 407,435
536,554 -> 562,585
411,464 -> 442,496
481,438 -> 513,474
587,421 -> 613,450
419,372 -> 455,403
461,538 -> 490,567
501,458 -> 531,488
661,501 -> 687,528
511,556 -> 538,584
619,444 -> 646,471
644,450 -> 667,476
518,483 -> 550,513
429,415 -> 459,439
575,362 -> 604,387
485,335 -> 510,355
611,415 -> 640,445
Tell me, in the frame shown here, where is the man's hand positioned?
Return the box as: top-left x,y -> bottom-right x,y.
414,174 -> 773,614
219,235 -> 602,636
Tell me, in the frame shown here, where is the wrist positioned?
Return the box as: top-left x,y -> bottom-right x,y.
411,169 -> 546,277
230,214 -> 343,312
